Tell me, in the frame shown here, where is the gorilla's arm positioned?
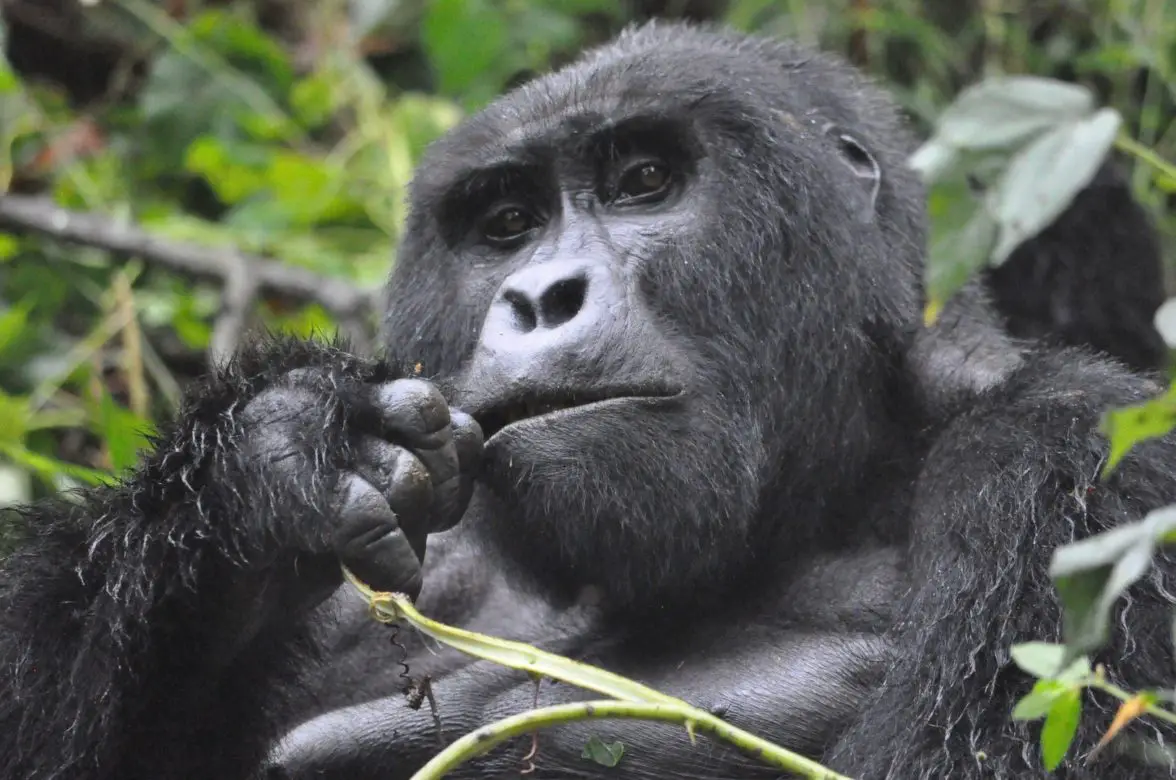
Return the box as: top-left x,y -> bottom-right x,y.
0,339 -> 476,780
828,351 -> 1176,779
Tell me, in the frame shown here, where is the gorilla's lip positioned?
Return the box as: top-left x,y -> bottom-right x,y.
474,388 -> 681,441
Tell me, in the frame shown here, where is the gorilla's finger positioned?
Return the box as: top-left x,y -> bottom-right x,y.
353,438 -> 434,560
450,409 -> 485,476
372,379 -> 451,448
425,410 -> 483,533
332,472 -> 423,598
370,379 -> 461,488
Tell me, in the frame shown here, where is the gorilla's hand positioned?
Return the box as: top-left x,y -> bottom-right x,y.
240,370 -> 483,600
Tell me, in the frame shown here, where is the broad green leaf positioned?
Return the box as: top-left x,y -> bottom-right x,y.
1041,689 -> 1082,770
989,109 -> 1122,265
581,736 -> 625,768
1100,389 -> 1176,474
1012,679 -> 1067,721
1010,642 -> 1067,679
932,77 -> 1094,151
1155,298 -> 1176,349
1049,508 -> 1176,659
908,141 -> 959,183
925,206 -> 997,315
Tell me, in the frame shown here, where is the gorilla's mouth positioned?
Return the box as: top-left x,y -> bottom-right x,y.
475,389 -> 680,441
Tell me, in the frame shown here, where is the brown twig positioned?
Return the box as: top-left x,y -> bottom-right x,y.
0,194 -> 381,359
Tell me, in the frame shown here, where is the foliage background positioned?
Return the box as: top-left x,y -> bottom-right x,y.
0,0 -> 1174,536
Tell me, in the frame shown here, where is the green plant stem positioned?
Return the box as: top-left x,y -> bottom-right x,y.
343,567 -> 854,780
344,566 -> 683,706
410,700 -> 852,780
1115,134 -> 1176,181
1088,678 -> 1176,727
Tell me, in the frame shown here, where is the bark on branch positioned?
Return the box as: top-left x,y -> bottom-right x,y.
0,194 -> 382,360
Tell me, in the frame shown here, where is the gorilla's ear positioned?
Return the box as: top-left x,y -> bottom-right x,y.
829,130 -> 882,222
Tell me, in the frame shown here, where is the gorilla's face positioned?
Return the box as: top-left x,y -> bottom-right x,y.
382,26 -> 925,611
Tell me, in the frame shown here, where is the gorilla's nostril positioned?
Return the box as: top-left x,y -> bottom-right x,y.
538,275 -> 588,328
503,288 -> 539,333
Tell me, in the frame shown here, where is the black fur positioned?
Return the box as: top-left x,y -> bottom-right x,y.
2,22 -> 1175,780
987,160 -> 1168,374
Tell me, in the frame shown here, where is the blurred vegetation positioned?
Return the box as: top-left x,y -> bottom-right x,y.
0,0 -> 1173,521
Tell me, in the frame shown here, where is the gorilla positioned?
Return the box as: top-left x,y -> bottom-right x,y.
2,21 -> 1176,780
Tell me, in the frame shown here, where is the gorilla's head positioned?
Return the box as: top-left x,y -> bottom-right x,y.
383,23 -> 926,614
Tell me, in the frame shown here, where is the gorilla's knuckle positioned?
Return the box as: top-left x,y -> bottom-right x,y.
387,451 -> 434,507
376,379 -> 451,434
335,472 -> 390,519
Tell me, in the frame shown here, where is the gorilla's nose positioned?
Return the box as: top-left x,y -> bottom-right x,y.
481,259 -> 616,359
456,258 -> 637,408
502,262 -> 590,333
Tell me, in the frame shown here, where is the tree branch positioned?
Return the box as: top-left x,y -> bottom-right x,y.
0,194 -> 382,358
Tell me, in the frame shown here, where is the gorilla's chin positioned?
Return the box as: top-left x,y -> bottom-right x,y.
467,395 -> 761,614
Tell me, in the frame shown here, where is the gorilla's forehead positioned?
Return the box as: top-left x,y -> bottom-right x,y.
415,26 -> 832,188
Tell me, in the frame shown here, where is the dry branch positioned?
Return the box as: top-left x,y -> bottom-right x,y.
0,194 -> 382,359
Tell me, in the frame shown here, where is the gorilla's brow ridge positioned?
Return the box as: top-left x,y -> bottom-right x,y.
437,111 -> 701,205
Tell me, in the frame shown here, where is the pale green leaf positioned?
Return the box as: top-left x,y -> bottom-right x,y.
1012,680 -> 1067,721
933,77 -> 1094,151
990,108 -> 1122,265
1011,642 -> 1067,679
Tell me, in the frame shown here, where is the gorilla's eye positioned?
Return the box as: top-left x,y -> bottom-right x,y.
615,160 -> 673,205
482,205 -> 537,245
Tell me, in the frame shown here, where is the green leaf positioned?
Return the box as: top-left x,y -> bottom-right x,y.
0,232 -> 18,260
1010,642 -> 1067,679
0,299 -> 32,359
90,389 -> 154,475
581,736 -> 625,768
1041,689 -> 1082,770
932,76 -> 1094,151
1055,655 -> 1093,684
925,204 -> 998,311
908,141 -> 959,183
422,0 -> 511,107
1155,298 -> 1176,349
989,108 -> 1122,265
1012,679 -> 1067,721
0,441 -> 113,487
1100,388 -> 1176,474
1049,507 -> 1176,659
290,73 -> 336,128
